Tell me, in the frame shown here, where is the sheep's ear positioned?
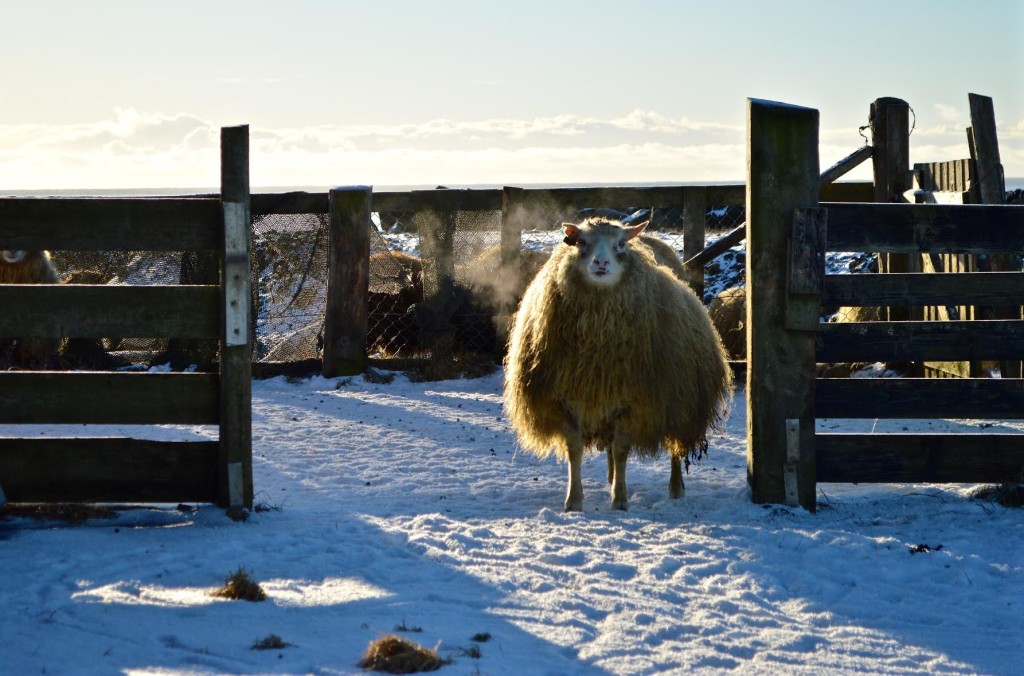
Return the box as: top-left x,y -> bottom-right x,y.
562,223 -> 580,246
623,219 -> 649,241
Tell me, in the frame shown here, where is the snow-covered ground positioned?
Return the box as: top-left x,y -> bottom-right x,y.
1,370 -> 1021,675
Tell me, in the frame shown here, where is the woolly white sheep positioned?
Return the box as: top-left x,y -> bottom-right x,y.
503,218 -> 732,511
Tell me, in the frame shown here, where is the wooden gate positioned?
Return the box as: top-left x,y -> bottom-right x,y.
746,99 -> 1024,511
0,126 -> 253,513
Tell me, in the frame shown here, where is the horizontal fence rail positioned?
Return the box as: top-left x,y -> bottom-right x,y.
816,378 -> 1024,419
825,203 -> 1024,254
0,438 -> 219,503
0,372 -> 220,425
0,285 -> 220,338
816,434 -> 1024,483
821,271 -> 1024,307
816,319 -> 1024,362
0,198 -> 222,251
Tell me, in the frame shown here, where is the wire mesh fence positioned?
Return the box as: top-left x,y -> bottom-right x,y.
1,188 -> 751,376
252,211 -> 328,365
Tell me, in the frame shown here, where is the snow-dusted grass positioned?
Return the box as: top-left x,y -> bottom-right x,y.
1,371 -> 1021,675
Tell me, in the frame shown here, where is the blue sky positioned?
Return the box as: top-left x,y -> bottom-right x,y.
2,0 -> 1021,189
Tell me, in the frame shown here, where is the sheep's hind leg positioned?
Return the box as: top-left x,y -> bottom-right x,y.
610,433 -> 631,510
564,430 -> 585,512
669,455 -> 685,499
605,446 -> 614,484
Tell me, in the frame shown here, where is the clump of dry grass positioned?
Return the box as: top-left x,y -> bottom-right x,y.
357,634 -> 450,673
251,634 -> 292,650
972,483 -> 1024,508
212,566 -> 267,602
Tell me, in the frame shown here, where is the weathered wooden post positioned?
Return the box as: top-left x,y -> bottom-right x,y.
870,97 -> 918,324
967,93 -> 1019,378
681,186 -> 707,299
498,187 -> 527,355
218,124 -> 254,512
968,93 -> 1006,205
746,99 -> 820,511
323,186 -> 371,377
418,205 -> 458,380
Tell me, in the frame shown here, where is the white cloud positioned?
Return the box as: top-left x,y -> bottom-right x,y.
1,108 -> 1020,191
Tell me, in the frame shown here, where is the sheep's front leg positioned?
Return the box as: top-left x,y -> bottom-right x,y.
564,429 -> 585,512
669,455 -> 685,499
610,431 -> 631,510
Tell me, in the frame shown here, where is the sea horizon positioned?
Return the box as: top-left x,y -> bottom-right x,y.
5,177 -> 1022,197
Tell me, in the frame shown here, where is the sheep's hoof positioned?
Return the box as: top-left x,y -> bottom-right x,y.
564,497 -> 583,512
611,498 -> 629,511
669,483 -> 685,500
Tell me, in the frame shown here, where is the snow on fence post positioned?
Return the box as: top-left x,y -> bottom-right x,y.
323,186 -> 372,378
746,98 -> 820,512
219,124 -> 254,512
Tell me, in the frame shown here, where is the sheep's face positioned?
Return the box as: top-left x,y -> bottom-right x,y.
562,219 -> 648,287
1,250 -> 28,265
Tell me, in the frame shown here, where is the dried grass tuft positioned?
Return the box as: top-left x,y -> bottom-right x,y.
972,483 -> 1024,508
251,634 -> 293,650
212,566 -> 267,602
357,634 -> 450,673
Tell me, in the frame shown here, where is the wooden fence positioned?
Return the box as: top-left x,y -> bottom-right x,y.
0,126 -> 253,513
746,98 -> 1024,511
248,180 -> 869,378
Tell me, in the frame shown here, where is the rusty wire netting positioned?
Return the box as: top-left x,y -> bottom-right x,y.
252,211 -> 328,365
20,198 -> 748,374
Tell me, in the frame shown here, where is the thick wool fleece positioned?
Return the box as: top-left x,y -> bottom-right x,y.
504,235 -> 732,463
0,251 -> 60,284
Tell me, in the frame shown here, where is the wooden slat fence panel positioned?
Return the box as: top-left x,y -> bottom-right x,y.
0,438 -> 219,503
816,434 -> 1024,484
825,203 -> 1024,254
0,125 -> 251,510
0,198 -> 222,251
0,372 -> 219,425
817,319 -> 1024,362
821,271 -> 1024,307
0,285 -> 220,338
816,378 -> 1024,419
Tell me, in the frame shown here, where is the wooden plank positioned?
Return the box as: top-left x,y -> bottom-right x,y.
968,93 -> 1005,205
218,124 -> 254,511
519,186 -> 691,210
0,198 -> 221,251
816,377 -> 1024,419
820,182 -> 873,202
0,438 -> 218,503
746,98 -> 820,511
822,271 -> 1024,307
824,203 -> 1024,254
870,97 -> 913,203
0,285 -> 220,339
706,184 -> 746,205
251,191 -> 328,215
0,372 -> 219,424
323,187 -> 371,377
372,189 -> 502,213
817,320 -> 1024,362
820,145 -> 873,186
816,433 -> 1024,484
786,207 -> 827,332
